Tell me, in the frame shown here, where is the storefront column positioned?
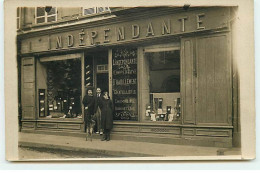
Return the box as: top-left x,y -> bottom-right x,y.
137,47 -> 148,122
108,49 -> 113,100
81,52 -> 85,131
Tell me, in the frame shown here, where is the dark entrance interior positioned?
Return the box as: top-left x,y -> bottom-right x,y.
85,50 -> 109,94
96,51 -> 109,92
96,73 -> 108,92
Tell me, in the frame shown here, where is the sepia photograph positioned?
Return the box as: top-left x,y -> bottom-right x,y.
4,0 -> 255,161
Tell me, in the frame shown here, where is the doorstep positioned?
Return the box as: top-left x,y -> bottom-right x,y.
18,132 -> 241,159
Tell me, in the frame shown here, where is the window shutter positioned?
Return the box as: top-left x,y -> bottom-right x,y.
195,34 -> 232,125
21,57 -> 36,120
181,38 -> 196,124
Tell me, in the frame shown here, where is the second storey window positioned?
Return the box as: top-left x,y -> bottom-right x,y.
35,7 -> 57,24
83,7 -> 110,16
17,7 -> 21,29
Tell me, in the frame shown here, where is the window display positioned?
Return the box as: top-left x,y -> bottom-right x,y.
38,89 -> 46,117
40,58 -> 82,119
144,48 -> 181,122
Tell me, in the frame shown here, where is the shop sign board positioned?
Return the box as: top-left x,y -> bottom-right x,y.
20,8 -> 230,54
112,48 -> 138,120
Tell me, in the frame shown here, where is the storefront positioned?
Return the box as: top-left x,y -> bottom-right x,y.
18,7 -> 238,147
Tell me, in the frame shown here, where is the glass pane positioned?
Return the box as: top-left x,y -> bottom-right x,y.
148,50 -> 180,71
97,7 -> 105,13
37,17 -> 45,23
17,7 -> 20,17
146,50 -> 180,93
17,19 -> 19,29
47,7 -> 56,15
84,8 -> 95,15
44,59 -> 82,119
143,48 -> 181,122
47,16 -> 56,22
112,48 -> 138,121
37,7 -> 45,17
105,7 -> 110,11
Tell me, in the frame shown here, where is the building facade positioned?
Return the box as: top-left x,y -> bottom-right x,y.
17,6 -> 240,147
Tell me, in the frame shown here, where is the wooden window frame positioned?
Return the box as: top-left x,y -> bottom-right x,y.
82,7 -> 110,16
35,7 -> 57,24
17,7 -> 21,29
140,43 -> 181,123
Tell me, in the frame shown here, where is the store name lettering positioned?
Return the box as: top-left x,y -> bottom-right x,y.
52,13 -> 205,49
113,78 -> 137,86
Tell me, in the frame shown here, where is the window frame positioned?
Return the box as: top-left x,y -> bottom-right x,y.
35,7 -> 57,24
140,43 -> 182,123
82,7 -> 110,16
17,7 -> 22,29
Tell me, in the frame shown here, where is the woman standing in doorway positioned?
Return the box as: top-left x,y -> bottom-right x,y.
100,91 -> 114,141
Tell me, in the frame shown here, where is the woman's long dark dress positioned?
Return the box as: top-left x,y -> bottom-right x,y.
82,95 -> 95,132
100,98 -> 114,131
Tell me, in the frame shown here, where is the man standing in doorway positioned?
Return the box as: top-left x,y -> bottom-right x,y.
94,88 -> 103,134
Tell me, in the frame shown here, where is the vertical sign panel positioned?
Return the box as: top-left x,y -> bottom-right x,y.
112,48 -> 138,120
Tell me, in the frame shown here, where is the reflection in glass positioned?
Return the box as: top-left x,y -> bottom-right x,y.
144,49 -> 181,122
47,16 -> 56,22
40,59 -> 82,119
47,7 -> 56,15
146,50 -> 180,93
37,7 -> 45,17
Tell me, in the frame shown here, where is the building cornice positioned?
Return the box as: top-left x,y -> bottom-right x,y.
17,7 -> 207,39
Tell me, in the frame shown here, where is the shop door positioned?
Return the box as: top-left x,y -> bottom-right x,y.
181,33 -> 232,126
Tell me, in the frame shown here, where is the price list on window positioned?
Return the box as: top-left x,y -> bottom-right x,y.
112,48 -> 138,120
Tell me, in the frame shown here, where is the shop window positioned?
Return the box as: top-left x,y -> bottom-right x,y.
35,7 -> 57,24
39,58 -> 82,119
83,7 -> 110,16
143,47 -> 181,122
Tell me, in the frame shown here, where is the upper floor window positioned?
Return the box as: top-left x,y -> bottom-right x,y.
35,7 -> 57,24
83,7 -> 110,16
17,7 -> 21,29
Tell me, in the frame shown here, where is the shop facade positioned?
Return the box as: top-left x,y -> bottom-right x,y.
18,7 -> 239,147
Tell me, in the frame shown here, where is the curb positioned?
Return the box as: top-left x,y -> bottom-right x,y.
18,141 -> 157,158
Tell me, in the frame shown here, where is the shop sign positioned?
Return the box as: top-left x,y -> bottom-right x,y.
112,48 -> 138,121
20,8 -> 230,54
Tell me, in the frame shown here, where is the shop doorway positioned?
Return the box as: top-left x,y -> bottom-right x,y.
96,73 -> 108,93
95,51 -> 108,93
84,51 -> 109,94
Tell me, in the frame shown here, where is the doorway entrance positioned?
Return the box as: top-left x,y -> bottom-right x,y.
85,51 -> 109,94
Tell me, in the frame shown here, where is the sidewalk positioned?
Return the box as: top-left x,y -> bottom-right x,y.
19,132 -> 241,159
